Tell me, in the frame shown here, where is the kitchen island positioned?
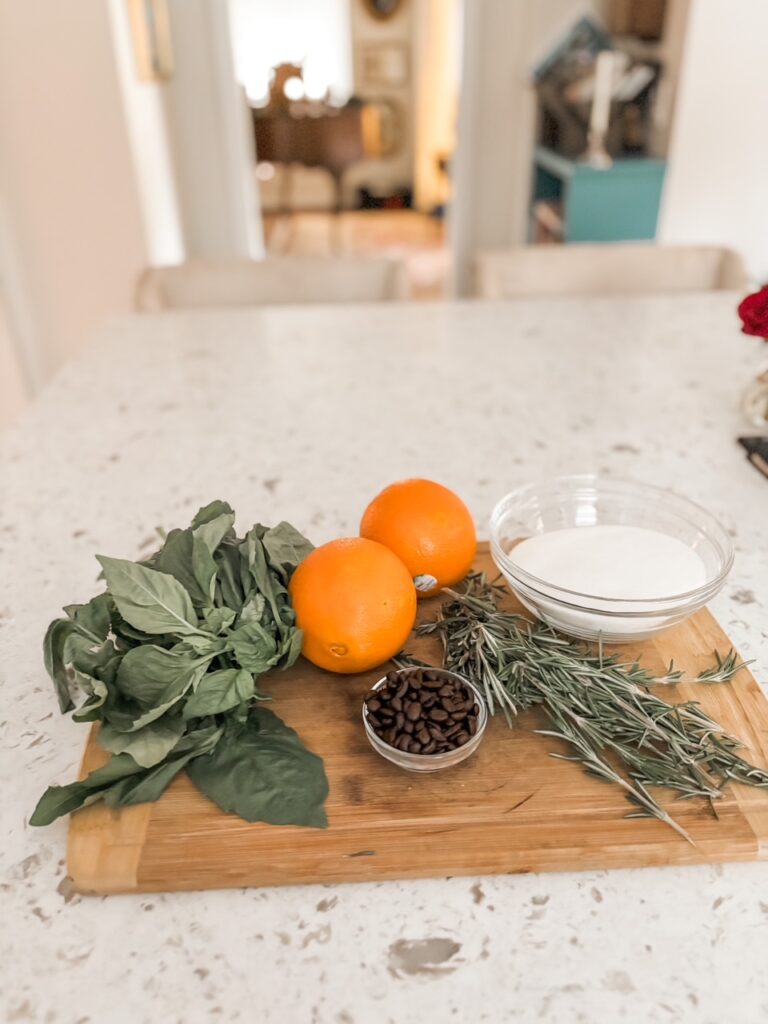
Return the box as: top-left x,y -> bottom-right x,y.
2,294 -> 767,1023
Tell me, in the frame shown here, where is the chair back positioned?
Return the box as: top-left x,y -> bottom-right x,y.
136,257 -> 409,311
473,245 -> 748,299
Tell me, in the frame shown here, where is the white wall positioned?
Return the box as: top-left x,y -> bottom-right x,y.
413,0 -> 461,213
450,0 -> 611,295
0,0 -> 148,375
108,0 -> 185,266
658,0 -> 768,282
164,0 -> 263,260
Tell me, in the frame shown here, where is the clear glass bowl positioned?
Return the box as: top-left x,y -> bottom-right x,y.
362,668 -> 487,773
490,475 -> 734,643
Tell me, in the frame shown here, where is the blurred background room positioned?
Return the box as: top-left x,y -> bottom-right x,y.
1,0 -> 768,432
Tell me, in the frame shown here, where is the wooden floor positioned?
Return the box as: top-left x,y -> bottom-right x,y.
263,210 -> 450,299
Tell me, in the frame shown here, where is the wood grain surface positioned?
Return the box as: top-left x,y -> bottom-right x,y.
68,545 -> 768,894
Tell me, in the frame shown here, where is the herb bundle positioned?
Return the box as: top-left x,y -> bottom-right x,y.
32,501 -> 328,828
404,574 -> 768,841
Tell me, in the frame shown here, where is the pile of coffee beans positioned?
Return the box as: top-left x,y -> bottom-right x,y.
364,668 -> 481,756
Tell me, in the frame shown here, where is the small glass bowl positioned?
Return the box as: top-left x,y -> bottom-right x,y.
490,475 -> 734,643
362,667 -> 488,773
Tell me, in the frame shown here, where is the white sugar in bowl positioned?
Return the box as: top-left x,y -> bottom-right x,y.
490,476 -> 733,643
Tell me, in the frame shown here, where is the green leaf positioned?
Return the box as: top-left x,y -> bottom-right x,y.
96,556 -> 200,636
191,500 -> 235,529
228,621 -> 278,674
98,716 -> 186,768
63,593 -> 112,643
183,668 -> 254,719
30,725 -> 222,826
276,627 -> 304,670
73,679 -> 110,723
214,543 -> 248,610
262,521 -> 314,582
30,752 -> 146,825
115,644 -> 210,709
203,606 -> 236,634
238,593 -> 265,627
43,619 -> 77,712
193,511 -> 236,556
187,707 -> 328,827
153,529 -> 218,609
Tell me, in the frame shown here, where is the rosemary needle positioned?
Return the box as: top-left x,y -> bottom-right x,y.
400,574 -> 768,842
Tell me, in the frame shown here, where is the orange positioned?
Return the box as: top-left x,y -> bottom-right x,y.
289,537 -> 417,674
360,479 -> 477,598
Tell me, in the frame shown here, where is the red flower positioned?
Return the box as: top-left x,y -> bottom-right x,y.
738,285 -> 768,340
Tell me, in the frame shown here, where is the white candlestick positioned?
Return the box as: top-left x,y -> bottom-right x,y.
590,50 -> 615,141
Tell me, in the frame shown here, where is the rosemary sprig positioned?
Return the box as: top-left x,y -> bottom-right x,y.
409,574 -> 768,842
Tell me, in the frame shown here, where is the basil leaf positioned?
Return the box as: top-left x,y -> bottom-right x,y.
43,619 -> 78,712
73,679 -> 110,723
228,621 -> 278,674
30,752 -> 146,826
63,593 -> 111,643
103,724 -> 223,807
214,543 -> 247,610
183,669 -> 254,720
276,627 -> 304,670
193,511 -> 236,556
187,708 -> 328,828
30,725 -> 222,825
153,529 -> 218,609
191,500 -> 235,529
202,606 -> 236,634
262,521 -> 314,583
96,556 -> 200,636
238,593 -> 265,627
98,716 -> 186,768
115,644 -> 210,709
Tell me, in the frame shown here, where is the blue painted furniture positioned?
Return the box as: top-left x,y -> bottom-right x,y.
531,146 -> 667,243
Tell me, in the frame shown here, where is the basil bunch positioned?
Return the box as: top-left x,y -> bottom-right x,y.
31,501 -> 329,829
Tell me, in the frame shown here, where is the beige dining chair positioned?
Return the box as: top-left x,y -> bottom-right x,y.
135,256 -> 409,311
473,244 -> 748,299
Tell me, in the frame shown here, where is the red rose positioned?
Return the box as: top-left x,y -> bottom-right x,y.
738,286 -> 768,340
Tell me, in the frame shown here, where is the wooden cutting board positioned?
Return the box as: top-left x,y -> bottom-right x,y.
68,545 -> 768,894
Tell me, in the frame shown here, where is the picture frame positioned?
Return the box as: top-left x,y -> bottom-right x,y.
361,0 -> 405,21
361,43 -> 409,88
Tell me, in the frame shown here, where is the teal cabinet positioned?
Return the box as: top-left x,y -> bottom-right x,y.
532,146 -> 666,243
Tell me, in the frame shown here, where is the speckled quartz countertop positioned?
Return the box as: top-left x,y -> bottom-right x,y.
2,294 -> 767,1024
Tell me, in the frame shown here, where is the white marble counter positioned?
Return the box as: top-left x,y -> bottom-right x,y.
2,294 -> 767,1024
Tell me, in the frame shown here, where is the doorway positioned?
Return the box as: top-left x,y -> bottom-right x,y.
228,0 -> 462,299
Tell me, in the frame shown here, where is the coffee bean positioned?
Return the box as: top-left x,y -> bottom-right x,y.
365,670 -> 482,759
